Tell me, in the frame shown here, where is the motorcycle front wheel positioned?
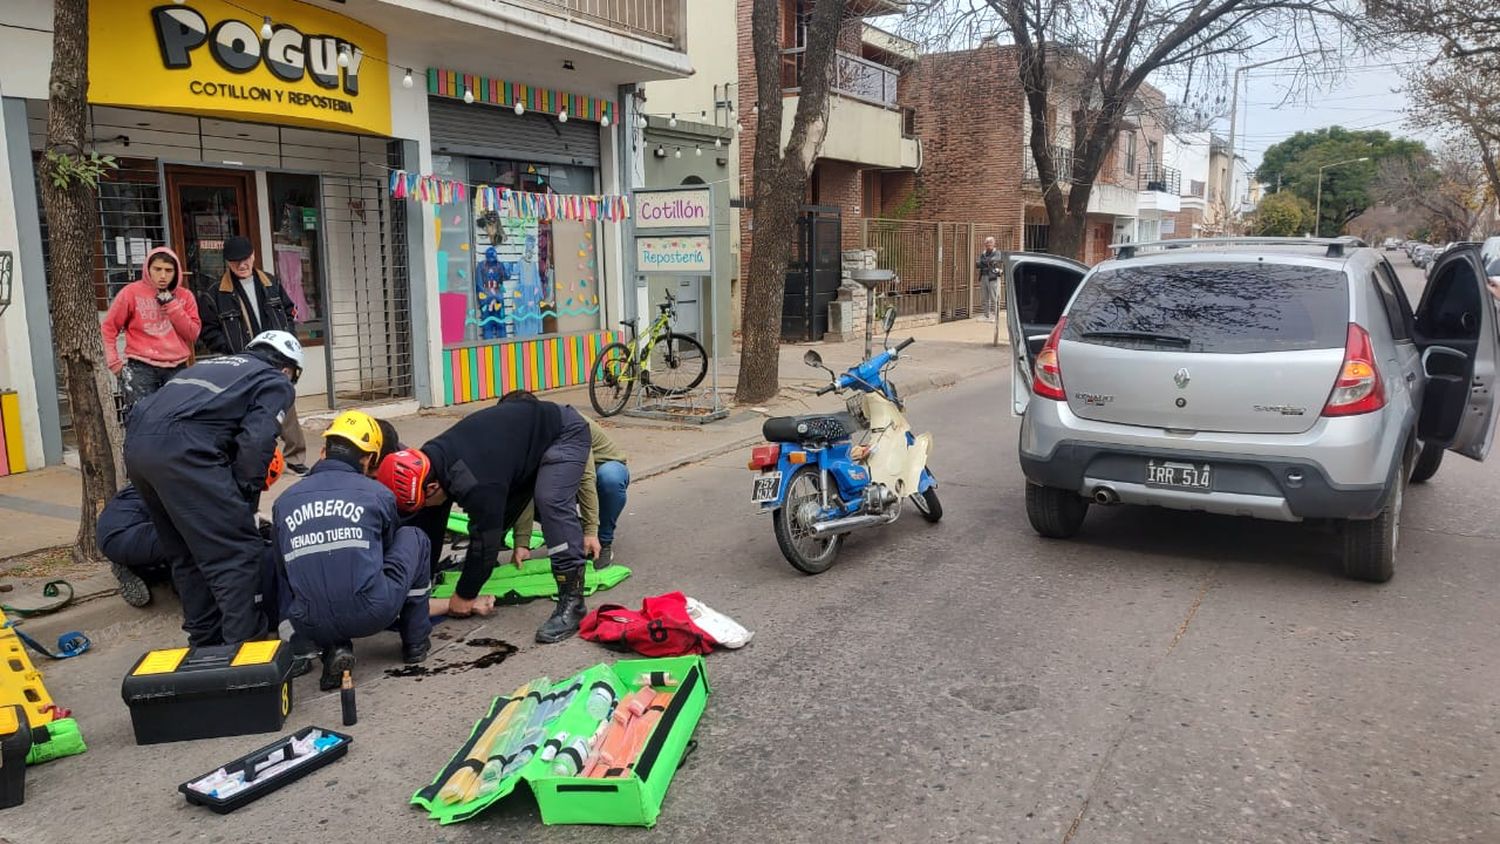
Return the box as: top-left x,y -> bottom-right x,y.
773,466 -> 844,575
911,487 -> 943,522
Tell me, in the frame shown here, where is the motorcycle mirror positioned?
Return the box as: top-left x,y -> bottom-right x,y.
803,349 -> 824,368
883,308 -> 896,339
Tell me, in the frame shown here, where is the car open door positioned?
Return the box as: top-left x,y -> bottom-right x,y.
1005,252 -> 1089,415
1414,244 -> 1498,461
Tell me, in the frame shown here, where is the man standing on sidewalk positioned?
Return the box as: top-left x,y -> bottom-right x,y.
975,236 -> 1002,322
197,235 -> 310,474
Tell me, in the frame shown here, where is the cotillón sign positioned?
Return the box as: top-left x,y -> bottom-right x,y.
88,0 -> 392,136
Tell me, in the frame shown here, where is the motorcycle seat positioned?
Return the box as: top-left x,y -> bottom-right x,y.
762,412 -> 859,444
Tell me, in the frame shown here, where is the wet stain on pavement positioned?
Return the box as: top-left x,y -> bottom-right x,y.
949,683 -> 1041,717
383,638 -> 519,679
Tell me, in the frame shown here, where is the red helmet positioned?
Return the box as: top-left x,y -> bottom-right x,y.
377,448 -> 431,513
265,447 -> 285,490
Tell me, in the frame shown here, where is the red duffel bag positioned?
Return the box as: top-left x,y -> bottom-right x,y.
579,591 -> 717,657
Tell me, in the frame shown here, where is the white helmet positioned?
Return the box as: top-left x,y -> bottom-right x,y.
246,330 -> 305,370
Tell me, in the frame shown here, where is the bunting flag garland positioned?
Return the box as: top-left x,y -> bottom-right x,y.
388,169 -> 632,223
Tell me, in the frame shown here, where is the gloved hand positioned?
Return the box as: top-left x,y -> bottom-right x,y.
156,290 -> 175,305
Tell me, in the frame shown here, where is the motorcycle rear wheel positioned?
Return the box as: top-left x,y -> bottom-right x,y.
773,466 -> 844,575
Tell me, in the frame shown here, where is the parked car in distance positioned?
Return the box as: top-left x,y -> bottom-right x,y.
1008,237 -> 1497,583
1383,237 -> 1399,251
1412,244 -> 1436,268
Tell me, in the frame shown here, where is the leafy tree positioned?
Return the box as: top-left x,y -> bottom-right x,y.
1255,127 -> 1426,236
1252,191 -> 1313,236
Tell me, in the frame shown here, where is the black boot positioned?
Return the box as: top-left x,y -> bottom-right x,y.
401,636 -> 431,664
318,642 -> 355,692
111,562 -> 152,608
535,569 -> 587,644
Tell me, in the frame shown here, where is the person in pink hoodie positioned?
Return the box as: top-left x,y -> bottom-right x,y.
101,247 -> 201,409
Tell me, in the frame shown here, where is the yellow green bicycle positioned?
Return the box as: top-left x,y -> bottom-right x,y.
588,290 -> 707,416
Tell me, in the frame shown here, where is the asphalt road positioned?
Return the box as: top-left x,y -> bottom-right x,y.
7,255 -> 1498,843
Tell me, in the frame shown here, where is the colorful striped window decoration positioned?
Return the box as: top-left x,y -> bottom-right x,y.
428,69 -> 617,124
442,331 -> 621,406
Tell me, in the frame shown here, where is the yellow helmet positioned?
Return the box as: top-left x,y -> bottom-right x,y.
322,410 -> 383,455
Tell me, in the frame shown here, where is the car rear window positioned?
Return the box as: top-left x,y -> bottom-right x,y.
1063,261 -> 1350,353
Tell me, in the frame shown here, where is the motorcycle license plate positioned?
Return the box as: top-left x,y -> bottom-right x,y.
751,472 -> 782,503
1145,460 -> 1212,491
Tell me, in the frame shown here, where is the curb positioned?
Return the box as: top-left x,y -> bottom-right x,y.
633,356 -> 1004,481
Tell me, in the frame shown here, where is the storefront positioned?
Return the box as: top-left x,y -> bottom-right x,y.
421,69 -> 624,405
6,0 -> 416,449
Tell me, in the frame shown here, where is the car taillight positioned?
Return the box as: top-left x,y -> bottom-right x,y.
1032,318 -> 1067,401
747,443 -> 780,470
1323,323 -> 1385,417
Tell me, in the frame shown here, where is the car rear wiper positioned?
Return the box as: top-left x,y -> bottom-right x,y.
1080,330 -> 1191,346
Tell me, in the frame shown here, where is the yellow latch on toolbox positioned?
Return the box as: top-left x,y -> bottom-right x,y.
132,648 -> 189,676
231,640 -> 281,667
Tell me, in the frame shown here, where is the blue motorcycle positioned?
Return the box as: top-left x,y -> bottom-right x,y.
747,313 -> 941,573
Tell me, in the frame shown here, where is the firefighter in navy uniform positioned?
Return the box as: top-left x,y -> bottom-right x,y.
123,329 -> 302,647
377,398 -> 593,644
275,411 -> 433,691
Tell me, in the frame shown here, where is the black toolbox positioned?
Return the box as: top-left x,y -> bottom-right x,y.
121,641 -> 294,745
179,726 -> 352,814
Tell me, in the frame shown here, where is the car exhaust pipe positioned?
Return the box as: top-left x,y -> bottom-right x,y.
1092,486 -> 1120,505
810,513 -> 895,537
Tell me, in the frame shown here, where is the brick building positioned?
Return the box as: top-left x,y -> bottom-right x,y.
735,0 -> 920,282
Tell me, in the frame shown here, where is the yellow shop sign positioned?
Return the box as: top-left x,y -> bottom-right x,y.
88,0 -> 391,136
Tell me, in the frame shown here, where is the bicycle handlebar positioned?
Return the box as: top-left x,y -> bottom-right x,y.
896,337 -> 916,352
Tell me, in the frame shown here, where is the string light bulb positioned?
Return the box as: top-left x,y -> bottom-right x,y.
714,137 -> 722,149
674,147 -> 682,159
260,17 -> 273,40
514,100 -> 525,116
402,69 -> 413,89
668,112 -> 678,128
558,109 -> 569,123
463,88 -> 474,104
695,145 -> 702,156
337,45 -> 350,68
600,112 -> 610,127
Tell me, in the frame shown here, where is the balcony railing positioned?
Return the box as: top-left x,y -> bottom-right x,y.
523,0 -> 682,47
1138,162 -> 1181,195
1024,145 -> 1074,184
781,47 -> 900,109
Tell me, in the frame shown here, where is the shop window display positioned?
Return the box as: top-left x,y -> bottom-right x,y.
432,155 -> 602,346
266,173 -> 326,344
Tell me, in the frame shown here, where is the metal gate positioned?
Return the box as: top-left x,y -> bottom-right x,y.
862,219 -> 1015,322
322,143 -> 414,407
782,205 -> 842,342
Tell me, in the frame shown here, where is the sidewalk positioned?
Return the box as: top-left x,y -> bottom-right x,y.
0,318 -> 1008,603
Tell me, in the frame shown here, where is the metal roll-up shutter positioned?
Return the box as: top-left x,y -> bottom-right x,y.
428,99 -> 600,166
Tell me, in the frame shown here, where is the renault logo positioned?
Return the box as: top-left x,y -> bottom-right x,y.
1173,368 -> 1191,389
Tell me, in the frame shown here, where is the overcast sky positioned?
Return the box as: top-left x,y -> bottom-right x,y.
1219,50 -> 1439,174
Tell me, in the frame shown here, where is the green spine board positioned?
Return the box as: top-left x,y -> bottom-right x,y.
445,510 -> 544,549
414,656 -> 709,827
430,561 -> 631,600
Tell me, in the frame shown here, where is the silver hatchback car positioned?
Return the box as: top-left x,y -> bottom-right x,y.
1007,238 -> 1498,582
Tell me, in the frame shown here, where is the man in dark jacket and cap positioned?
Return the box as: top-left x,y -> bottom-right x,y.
197,235 -> 309,473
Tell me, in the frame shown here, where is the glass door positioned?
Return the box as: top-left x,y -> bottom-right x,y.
165,166 -> 259,299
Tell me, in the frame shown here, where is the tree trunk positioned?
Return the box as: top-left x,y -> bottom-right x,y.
37,0 -> 120,564
734,0 -> 845,405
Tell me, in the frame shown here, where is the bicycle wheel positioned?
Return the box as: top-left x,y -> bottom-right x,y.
589,343 -> 636,417
645,332 -> 708,395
